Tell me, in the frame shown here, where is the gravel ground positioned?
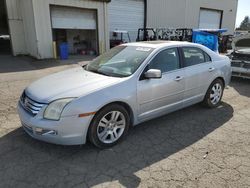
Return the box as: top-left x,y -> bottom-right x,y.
0,55 -> 249,188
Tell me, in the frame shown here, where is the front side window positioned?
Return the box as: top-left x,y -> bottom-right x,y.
149,48 -> 180,73
182,47 -> 207,67
85,46 -> 153,77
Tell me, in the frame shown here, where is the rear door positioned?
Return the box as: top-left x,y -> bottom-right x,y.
181,47 -> 215,105
137,48 -> 185,121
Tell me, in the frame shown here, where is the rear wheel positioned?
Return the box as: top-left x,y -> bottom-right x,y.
203,79 -> 224,108
88,104 -> 130,148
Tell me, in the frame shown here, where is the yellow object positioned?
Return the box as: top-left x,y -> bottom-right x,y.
53,41 -> 57,59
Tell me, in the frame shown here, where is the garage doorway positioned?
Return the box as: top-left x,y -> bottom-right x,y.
199,8 -> 223,29
50,6 -> 98,59
0,0 -> 11,54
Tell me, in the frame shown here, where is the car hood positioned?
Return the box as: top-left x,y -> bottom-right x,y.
25,66 -> 123,103
232,34 -> 250,52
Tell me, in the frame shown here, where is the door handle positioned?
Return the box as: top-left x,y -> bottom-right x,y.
209,67 -> 215,72
174,76 -> 183,81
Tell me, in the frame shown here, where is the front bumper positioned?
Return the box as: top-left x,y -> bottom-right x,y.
231,60 -> 250,79
18,102 -> 93,145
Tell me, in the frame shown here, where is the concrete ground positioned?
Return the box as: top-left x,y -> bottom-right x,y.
0,55 -> 249,188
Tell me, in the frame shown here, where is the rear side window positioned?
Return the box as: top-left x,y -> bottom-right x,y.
204,52 -> 212,62
182,47 -> 210,67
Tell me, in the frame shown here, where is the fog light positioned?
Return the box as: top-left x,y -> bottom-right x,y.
35,127 -> 57,136
35,127 -> 43,133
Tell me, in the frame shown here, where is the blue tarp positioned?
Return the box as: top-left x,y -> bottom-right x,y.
192,29 -> 227,52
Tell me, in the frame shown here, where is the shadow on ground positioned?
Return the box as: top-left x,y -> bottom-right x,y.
0,55 -> 93,73
0,102 -> 233,187
230,77 -> 250,98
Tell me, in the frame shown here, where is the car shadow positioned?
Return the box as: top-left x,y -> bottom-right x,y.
0,102 -> 233,187
0,55 -> 93,73
230,77 -> 250,98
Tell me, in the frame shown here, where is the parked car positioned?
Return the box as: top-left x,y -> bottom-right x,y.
18,41 -> 231,148
227,34 -> 250,79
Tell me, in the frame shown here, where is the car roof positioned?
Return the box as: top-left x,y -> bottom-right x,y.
123,40 -> 200,49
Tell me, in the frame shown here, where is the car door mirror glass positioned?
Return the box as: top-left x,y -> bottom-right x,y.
144,69 -> 162,79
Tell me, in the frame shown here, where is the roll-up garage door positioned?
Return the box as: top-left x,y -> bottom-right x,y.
108,0 -> 144,42
51,6 -> 96,30
199,8 -> 222,29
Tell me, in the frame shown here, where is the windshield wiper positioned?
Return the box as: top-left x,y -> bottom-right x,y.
84,66 -> 127,77
88,69 -> 111,76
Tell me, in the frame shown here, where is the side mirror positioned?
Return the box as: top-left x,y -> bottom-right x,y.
144,69 -> 162,79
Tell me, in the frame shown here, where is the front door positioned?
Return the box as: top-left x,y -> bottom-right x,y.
137,48 -> 185,121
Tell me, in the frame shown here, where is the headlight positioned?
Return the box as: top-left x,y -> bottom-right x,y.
44,98 -> 75,120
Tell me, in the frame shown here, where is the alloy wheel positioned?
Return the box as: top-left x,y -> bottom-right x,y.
210,83 -> 222,105
97,111 -> 126,144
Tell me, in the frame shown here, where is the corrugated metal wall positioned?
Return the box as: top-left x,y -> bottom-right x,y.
20,0 -> 38,57
6,0 -> 238,58
185,0 -> 238,34
108,0 -> 144,42
147,0 -> 238,34
5,0 -> 26,55
5,0 -> 22,20
147,0 -> 186,28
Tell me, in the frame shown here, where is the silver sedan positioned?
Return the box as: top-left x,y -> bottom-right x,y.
18,41 -> 231,148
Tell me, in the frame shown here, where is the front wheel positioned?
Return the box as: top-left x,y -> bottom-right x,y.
203,79 -> 224,108
88,104 -> 130,148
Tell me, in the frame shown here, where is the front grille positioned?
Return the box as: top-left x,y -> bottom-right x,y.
243,63 -> 250,69
231,61 -> 250,69
232,53 -> 250,61
231,61 -> 242,67
241,73 -> 250,78
20,92 -> 45,115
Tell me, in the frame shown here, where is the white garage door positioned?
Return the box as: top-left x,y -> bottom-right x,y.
199,9 -> 222,29
108,0 -> 144,42
51,6 -> 96,30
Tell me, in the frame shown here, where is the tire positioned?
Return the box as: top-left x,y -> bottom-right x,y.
203,79 -> 224,108
88,104 -> 130,148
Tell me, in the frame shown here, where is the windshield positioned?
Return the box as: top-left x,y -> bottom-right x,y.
85,46 -> 153,77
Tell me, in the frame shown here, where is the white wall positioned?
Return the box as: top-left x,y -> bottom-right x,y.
147,0 -> 238,34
